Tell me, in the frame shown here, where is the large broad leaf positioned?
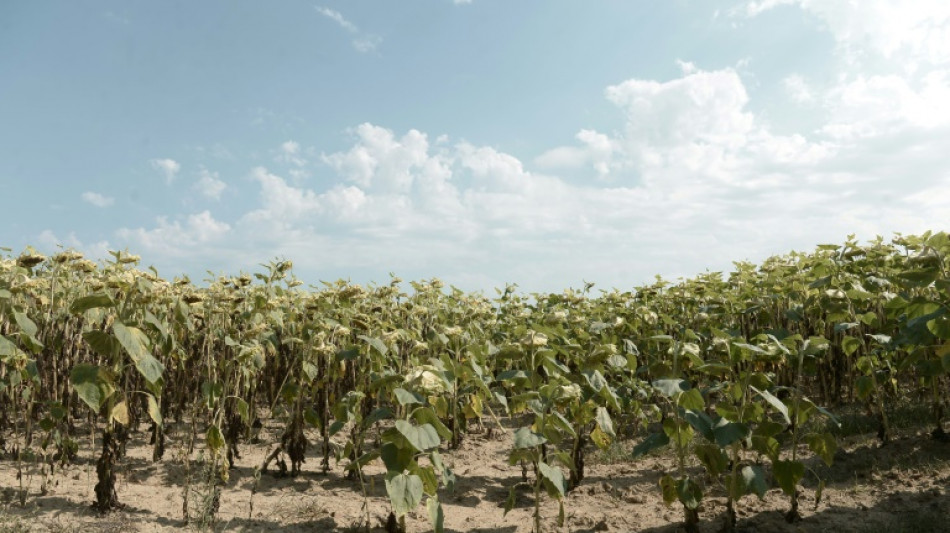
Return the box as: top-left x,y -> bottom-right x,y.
513,427 -> 547,449
146,393 -> 163,425
694,443 -> 728,475
751,386 -> 790,425
632,432 -> 670,458
807,432 -> 837,466
411,407 -> 453,440
538,461 -> 567,498
677,388 -> 705,410
927,316 -> 950,340
114,323 -> 165,384
69,364 -> 115,412
713,420 -> 749,448
386,473 -> 423,517
359,335 -> 389,356
773,460 -> 805,496
69,293 -> 116,315
741,465 -> 768,499
393,388 -> 425,406
595,406 -> 615,437
381,442 -> 413,473
652,379 -> 688,398
13,312 -> 37,337
684,410 -> 714,441
394,420 -> 440,452
676,476 -> 703,510
0,334 -> 19,358
110,400 -> 129,425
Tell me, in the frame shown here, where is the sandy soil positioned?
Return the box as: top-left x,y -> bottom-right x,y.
1,416 -> 949,533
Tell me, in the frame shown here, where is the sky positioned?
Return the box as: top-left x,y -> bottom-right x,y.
1,1 -> 949,293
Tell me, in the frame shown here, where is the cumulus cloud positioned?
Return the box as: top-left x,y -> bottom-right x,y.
150,158 -> 181,183
81,191 -> 114,207
744,0 -> 950,69
117,211 -> 230,257
194,169 -> 227,200
316,7 -> 381,53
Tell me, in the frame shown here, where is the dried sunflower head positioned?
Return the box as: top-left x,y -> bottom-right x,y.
17,248 -> 46,268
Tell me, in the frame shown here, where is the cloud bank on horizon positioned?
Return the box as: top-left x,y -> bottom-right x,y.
5,1 -> 949,293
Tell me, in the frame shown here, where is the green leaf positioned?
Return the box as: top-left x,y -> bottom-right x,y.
841,336 -> 862,356
652,378 -> 688,398
927,316 -> 950,340
69,364 -> 114,412
632,432 -> 670,458
0,334 -> 19,358
359,335 -> 389,356
235,397 -> 250,424
595,406 -> 615,437
513,427 -> 547,449
694,443 -> 728,476
684,410 -> 714,441
346,451 -> 380,471
69,293 -> 116,314
394,420 -> 440,452
741,465 -> 768,499
659,475 -> 677,506
410,462 -> 440,496
751,386 -> 790,425
426,497 -> 444,533
773,460 -> 805,495
503,486 -> 518,516
676,476 -> 703,510
114,323 -> 164,384
386,473 -> 423,518
713,420 -> 749,448
807,432 -> 837,466
82,331 -> 120,358
538,461 -> 567,498
394,387 -> 425,406
663,418 -> 694,448
677,388 -> 705,410
146,393 -> 163,425
381,442 -> 413,473
856,375 -> 874,400
13,312 -> 37,337
411,407 -> 453,440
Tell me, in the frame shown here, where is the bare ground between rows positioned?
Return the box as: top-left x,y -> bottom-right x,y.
0,416 -> 949,532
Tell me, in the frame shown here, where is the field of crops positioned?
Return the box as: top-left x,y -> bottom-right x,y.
1,232 -> 948,532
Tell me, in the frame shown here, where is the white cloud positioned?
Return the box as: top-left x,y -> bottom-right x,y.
783,74 -> 815,104
81,191 -> 115,208
276,140 -> 307,167
194,169 -> 227,200
744,1 -> 950,69
820,72 -> 950,139
117,211 -> 231,257
150,158 -> 181,184
316,6 -> 381,53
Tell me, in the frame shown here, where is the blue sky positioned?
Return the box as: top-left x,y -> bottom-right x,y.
2,1 -> 948,292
